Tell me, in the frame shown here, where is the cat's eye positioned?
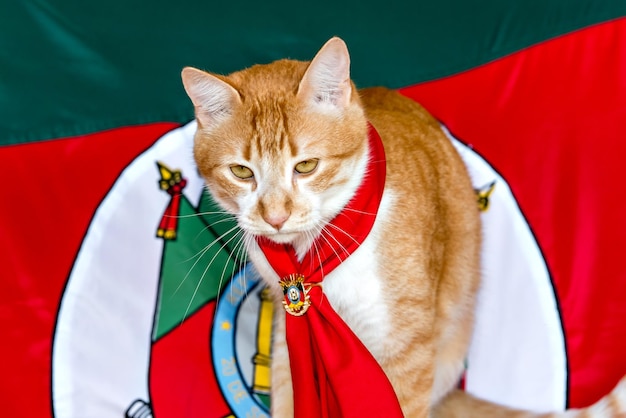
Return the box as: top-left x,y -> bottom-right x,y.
294,159 -> 319,174
230,165 -> 254,179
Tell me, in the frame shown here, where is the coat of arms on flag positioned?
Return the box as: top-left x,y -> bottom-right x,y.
50,121 -> 568,416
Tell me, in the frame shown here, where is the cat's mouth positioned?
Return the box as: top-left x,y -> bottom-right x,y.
242,222 -> 311,245
255,229 -> 302,244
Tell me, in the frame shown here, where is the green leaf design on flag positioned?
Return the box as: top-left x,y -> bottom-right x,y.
153,190 -> 244,340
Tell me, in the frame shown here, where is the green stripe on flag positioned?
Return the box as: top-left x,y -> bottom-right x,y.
1,1 -> 625,145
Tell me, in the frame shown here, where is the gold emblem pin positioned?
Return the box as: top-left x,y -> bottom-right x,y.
279,274 -> 311,316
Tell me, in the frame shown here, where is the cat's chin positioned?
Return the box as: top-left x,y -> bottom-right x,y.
260,231 -> 301,245
252,227 -> 317,248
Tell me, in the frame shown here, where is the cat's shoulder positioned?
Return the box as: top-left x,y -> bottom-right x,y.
359,86 -> 440,130
360,87 -> 436,122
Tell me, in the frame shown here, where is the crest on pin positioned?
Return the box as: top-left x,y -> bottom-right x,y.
279,274 -> 311,316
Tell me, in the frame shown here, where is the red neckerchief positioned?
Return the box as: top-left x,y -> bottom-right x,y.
258,123 -> 404,418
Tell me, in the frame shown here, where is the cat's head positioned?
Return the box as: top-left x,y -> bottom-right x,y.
181,37 -> 369,245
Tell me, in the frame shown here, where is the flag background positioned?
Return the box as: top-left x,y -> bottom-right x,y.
2,1 -> 626,417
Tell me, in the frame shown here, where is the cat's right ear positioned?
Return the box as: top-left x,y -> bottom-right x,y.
298,37 -> 353,113
181,67 -> 241,127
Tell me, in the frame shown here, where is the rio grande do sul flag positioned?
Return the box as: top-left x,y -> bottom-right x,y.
2,1 -> 626,417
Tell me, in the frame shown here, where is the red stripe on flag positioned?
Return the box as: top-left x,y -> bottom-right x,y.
150,301 -> 231,418
0,122 -> 179,417
401,17 -> 626,407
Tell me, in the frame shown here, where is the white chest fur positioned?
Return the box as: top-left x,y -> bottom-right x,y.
321,193 -> 393,359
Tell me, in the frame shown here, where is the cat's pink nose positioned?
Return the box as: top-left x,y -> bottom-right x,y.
263,213 -> 290,230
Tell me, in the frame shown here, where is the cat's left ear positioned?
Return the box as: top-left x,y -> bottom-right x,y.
181,67 -> 241,127
298,37 -> 353,112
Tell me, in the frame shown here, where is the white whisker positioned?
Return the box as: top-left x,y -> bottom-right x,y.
215,229 -> 248,313
326,222 -> 360,246
181,226 -> 245,324
320,224 -> 353,260
340,207 -> 377,216
171,223 -> 241,297
189,217 -> 240,248
162,209 -> 233,219
307,228 -> 325,278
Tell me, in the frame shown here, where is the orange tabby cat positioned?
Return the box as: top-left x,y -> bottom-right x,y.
182,37 -> 626,417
